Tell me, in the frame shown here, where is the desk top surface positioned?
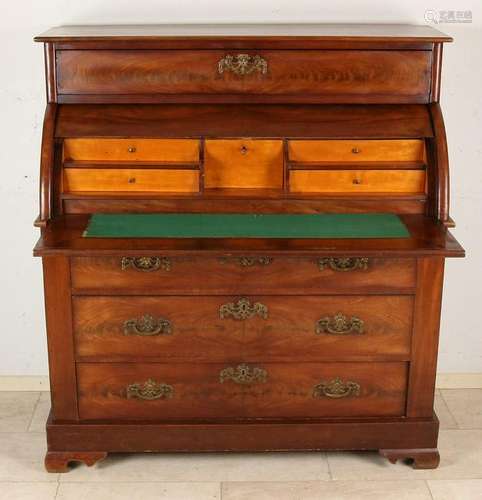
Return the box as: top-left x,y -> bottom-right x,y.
35,23 -> 451,43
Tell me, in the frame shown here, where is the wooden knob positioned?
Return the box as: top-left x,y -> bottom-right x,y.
128,177 -> 136,184
127,146 -> 137,153
352,178 -> 361,185
240,145 -> 248,155
351,147 -> 361,154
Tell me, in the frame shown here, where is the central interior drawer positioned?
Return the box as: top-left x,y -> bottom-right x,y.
73,295 -> 413,361
77,362 -> 408,420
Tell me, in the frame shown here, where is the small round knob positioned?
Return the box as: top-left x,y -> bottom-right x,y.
240,145 -> 248,155
128,177 -> 136,184
127,146 -> 137,153
352,178 -> 361,185
351,147 -> 361,154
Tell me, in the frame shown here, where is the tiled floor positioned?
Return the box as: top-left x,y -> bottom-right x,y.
0,390 -> 481,499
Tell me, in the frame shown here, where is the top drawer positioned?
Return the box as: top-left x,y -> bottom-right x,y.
56,50 -> 432,103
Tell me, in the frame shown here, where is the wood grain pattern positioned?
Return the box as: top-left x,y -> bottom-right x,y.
77,361 -> 408,420
204,139 -> 283,189
56,50 -> 432,103
290,169 -> 426,194
407,257 -> 445,417
63,168 -> 199,193
70,256 -> 416,294
288,139 -> 425,162
73,295 -> 413,361
42,257 -> 78,421
63,138 -> 200,162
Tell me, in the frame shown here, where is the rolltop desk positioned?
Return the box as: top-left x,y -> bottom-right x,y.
33,24 -> 464,472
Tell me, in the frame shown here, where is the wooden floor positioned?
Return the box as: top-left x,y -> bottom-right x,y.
1,389 -> 481,499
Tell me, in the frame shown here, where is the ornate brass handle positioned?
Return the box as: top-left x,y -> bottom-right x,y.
318,257 -> 369,272
313,377 -> 360,399
218,54 -> 268,75
126,379 -> 174,400
220,363 -> 268,385
316,313 -> 364,335
220,256 -> 273,267
121,256 -> 171,272
219,297 -> 268,320
124,314 -> 172,336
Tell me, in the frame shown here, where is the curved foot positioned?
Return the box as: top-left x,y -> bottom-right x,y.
379,448 -> 440,469
45,451 -> 107,473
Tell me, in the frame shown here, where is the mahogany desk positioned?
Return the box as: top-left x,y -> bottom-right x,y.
33,24 -> 464,472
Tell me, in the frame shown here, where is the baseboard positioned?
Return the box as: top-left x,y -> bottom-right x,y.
0,373 -> 481,391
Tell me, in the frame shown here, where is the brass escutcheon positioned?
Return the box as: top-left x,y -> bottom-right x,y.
219,363 -> 268,385
218,54 -> 268,76
219,297 -> 268,320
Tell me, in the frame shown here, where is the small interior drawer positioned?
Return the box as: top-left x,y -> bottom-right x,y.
63,168 -> 199,193
204,139 -> 284,189
290,169 -> 426,194
63,138 -> 200,162
288,139 -> 426,162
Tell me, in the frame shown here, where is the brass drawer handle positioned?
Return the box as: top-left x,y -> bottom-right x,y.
316,313 -> 364,335
351,147 -> 361,154
313,377 -> 360,399
219,297 -> 268,320
126,379 -> 174,400
318,257 -> 369,272
124,314 -> 172,336
220,363 -> 268,385
127,146 -> 137,153
218,54 -> 268,75
220,256 -> 273,267
121,257 -> 171,272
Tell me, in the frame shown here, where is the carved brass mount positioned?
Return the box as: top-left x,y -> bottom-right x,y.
220,256 -> 273,267
218,54 -> 268,75
219,297 -> 268,320
124,314 -> 172,336
318,257 -> 369,272
126,379 -> 174,400
219,363 -> 268,385
121,256 -> 171,272
316,313 -> 364,335
313,377 -> 361,399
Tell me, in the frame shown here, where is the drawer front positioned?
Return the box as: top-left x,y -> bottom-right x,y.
57,50 -> 431,103
204,139 -> 284,189
63,168 -> 199,193
288,139 -> 425,162
63,138 -> 200,162
290,170 -> 426,194
71,257 -> 416,294
77,362 -> 408,420
73,295 -> 413,361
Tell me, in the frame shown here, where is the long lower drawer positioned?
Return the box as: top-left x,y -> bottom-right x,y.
77,362 -> 408,420
73,295 -> 413,361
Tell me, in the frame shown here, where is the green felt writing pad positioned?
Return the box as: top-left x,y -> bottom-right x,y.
83,213 -> 410,239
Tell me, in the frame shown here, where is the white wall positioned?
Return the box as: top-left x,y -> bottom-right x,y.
0,1 -> 480,376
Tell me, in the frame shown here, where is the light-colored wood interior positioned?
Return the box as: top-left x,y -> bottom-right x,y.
204,139 -> 284,189
288,139 -> 426,162
290,169 -> 426,194
63,168 -> 199,193
63,138 -> 200,162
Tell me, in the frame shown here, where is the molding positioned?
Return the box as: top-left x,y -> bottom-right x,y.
0,373 -> 481,391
